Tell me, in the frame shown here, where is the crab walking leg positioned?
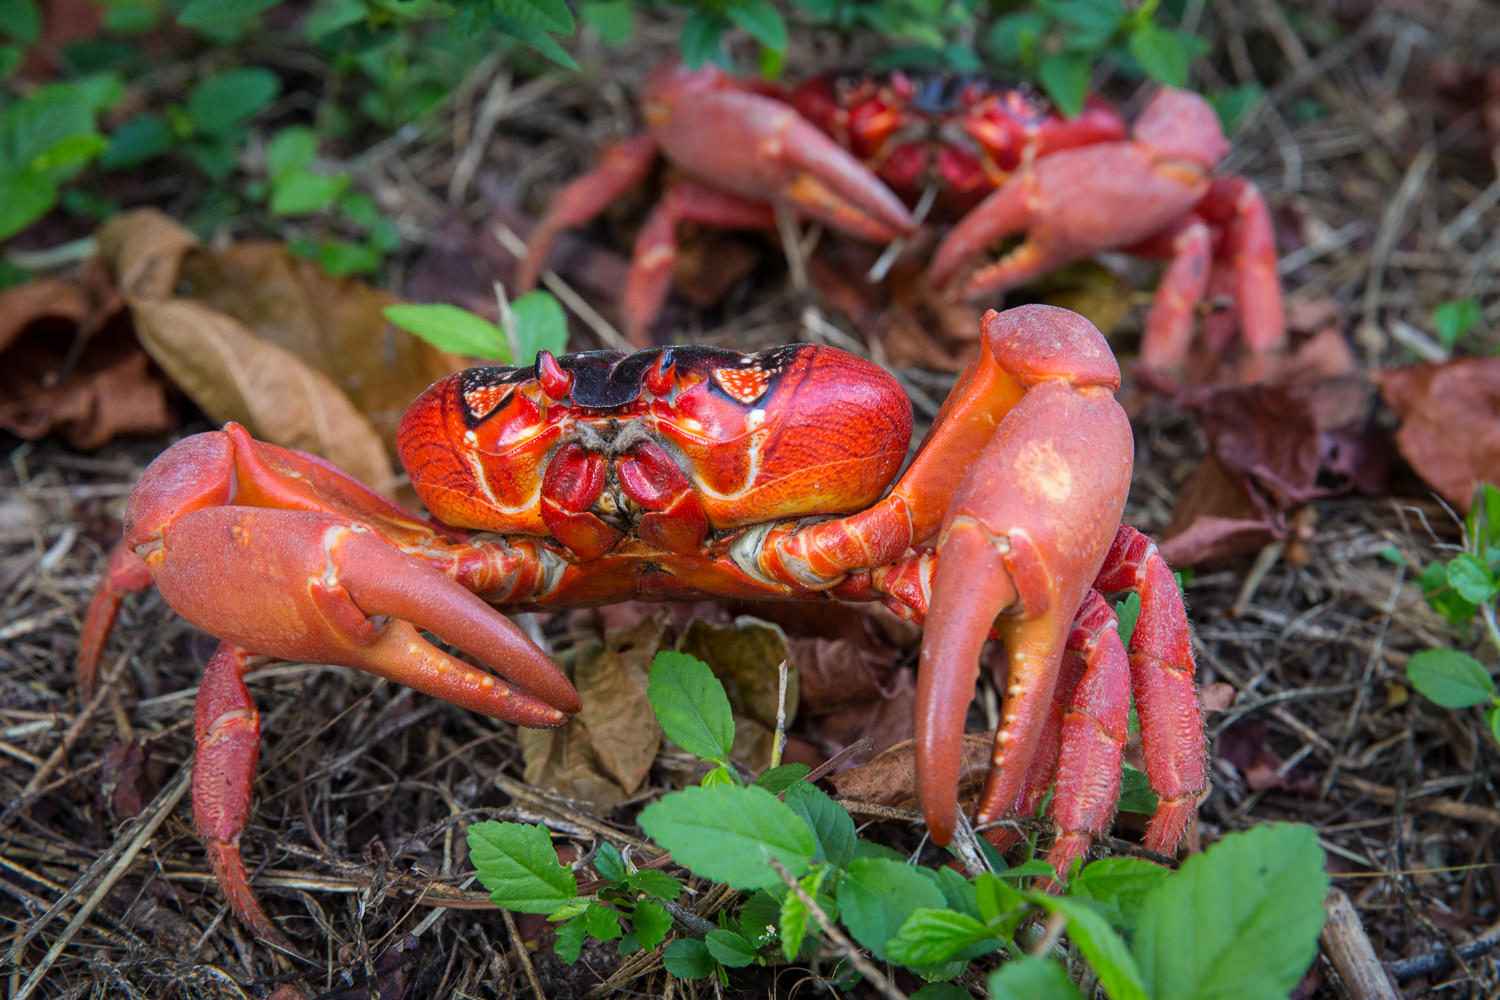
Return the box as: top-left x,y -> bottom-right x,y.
621,181 -> 778,346
1200,175 -> 1284,354
1132,216 -> 1214,373
191,643 -> 291,949
1093,525 -> 1203,853
515,133 -> 659,295
912,306 -> 1135,844
77,542 -> 155,700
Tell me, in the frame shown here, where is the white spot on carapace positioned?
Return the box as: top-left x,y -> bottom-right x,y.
745,407 -> 766,431
713,366 -> 771,405
1015,439 -> 1072,504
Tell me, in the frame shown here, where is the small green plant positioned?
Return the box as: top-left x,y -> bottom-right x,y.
384,291 -> 569,363
1392,482 -> 1500,743
1432,298 -> 1483,353
469,650 -> 1329,995
0,73 -> 123,239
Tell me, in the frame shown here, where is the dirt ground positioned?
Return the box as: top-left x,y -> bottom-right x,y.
3,1 -> 1500,997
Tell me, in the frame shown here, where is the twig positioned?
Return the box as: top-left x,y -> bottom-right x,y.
489,220 -> 630,351
501,905 -> 546,1000
766,856 -> 908,1000
1387,918 -> 1500,981
1320,888 -> 1401,1000
1356,144 -> 1435,365
1340,775 -> 1500,826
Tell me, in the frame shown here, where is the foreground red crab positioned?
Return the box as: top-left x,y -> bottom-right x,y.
519,64 -> 1283,373
81,305 -> 1204,947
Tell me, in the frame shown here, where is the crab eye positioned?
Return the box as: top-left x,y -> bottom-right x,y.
712,365 -> 771,405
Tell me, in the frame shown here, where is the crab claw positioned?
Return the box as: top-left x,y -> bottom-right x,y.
122,425 -> 580,725
643,63 -> 916,244
914,306 -> 1134,845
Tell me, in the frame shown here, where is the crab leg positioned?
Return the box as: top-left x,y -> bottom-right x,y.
77,542 -> 155,700
516,133 -> 659,295
1197,175 -> 1284,355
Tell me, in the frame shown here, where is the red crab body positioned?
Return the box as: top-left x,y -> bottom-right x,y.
81,306 -> 1204,949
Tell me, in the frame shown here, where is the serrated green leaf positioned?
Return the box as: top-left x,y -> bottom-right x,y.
887,908 -> 1002,966
178,0 -> 279,29
383,303 -> 507,358
490,11 -> 578,70
1406,650 -> 1495,709
548,897 -> 590,922
1038,51 -> 1093,117
1117,763 -> 1159,815
624,869 -> 684,901
1031,893 -> 1147,1000
0,169 -> 55,240
580,0 -> 632,44
1446,553 -> 1499,603
593,841 -> 626,884
100,115 -> 172,169
755,763 -> 810,793
737,889 -> 782,946
32,133 -> 107,172
466,821 -> 578,914
780,866 -> 827,961
663,937 -> 715,978
974,871 -> 1027,925
271,171 -> 347,215
1128,24 -> 1192,88
555,913 -> 588,962
783,781 -> 856,867
648,650 -> 735,763
680,11 -> 726,70
0,90 -> 99,173
632,899 -> 672,950
835,858 -> 947,962
727,0 -> 786,53
1068,856 -> 1170,932
988,956 -> 1087,1000
1420,561 -> 1478,624
637,784 -> 815,890
584,900 -> 623,941
187,68 -> 280,135
507,289 -> 569,360
494,0 -> 574,35
0,0 -> 40,43
1134,824 -> 1329,1000
266,126 -> 317,179
706,928 -> 757,967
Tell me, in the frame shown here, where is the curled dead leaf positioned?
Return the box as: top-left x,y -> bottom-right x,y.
828,730 -> 992,814
1374,356 -> 1500,513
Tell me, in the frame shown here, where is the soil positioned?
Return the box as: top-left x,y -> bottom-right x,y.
2,2 -> 1499,998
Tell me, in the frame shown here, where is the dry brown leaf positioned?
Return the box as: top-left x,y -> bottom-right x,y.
1374,356 -> 1500,513
130,299 -> 394,489
828,730 -> 993,813
678,617 -> 797,730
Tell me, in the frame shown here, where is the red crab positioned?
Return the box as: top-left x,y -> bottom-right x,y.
520,63 -> 1284,374
80,305 -> 1204,948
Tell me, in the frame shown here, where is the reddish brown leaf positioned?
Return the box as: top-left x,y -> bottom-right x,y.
828,731 -> 993,813
1374,356 -> 1500,513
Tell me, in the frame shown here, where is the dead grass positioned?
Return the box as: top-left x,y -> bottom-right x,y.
3,1 -> 1500,997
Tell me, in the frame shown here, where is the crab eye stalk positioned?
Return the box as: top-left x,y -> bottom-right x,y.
645,351 -> 676,396
537,351 -> 574,400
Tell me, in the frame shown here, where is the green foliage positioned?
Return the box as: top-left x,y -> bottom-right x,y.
383,292 -> 569,363
1433,298 -> 1483,352
1394,483 -> 1500,741
470,651 -> 1329,994
0,75 -> 120,239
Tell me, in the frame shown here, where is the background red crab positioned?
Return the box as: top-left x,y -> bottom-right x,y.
519,62 -> 1285,376
80,305 -> 1203,947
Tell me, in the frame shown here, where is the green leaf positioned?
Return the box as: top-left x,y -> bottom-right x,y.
1446,553 -> 1499,604
911,986 -> 973,1000
1134,824 -> 1329,1000
783,781 -> 856,868
494,0 -> 574,36
663,938 -> 715,979
705,928 -> 757,967
886,908 -> 1003,966
0,0 -> 40,43
554,914 -> 588,962
1031,893 -> 1147,1000
1117,763 -> 1159,815
0,169 -> 55,240
1406,650 -> 1496,709
1487,704 -> 1500,744
271,171 -> 347,215
489,12 -> 578,70
727,0 -> 786,53
178,0 -> 280,30
1037,51 -> 1093,118
835,858 -> 947,962
186,68 -> 281,136
99,115 -> 173,169
983,10 -> 1048,65
648,650 -> 735,763
0,89 -> 100,173
1433,298 -> 1481,349
32,133 -> 107,172
593,841 -> 626,884
780,866 -> 827,961
1049,0 -> 1123,50
637,784 -> 815,890
507,289 -> 569,360
580,0 -> 632,44
308,239 -> 379,276
383,303 -> 507,358
1420,561 -> 1479,625
624,869 -> 684,901
755,763 -> 810,793
584,900 -> 623,941
1068,857 -> 1170,933
1128,24 -> 1193,88
680,11 -> 727,70
1467,483 -> 1500,551
736,889 -> 782,946
306,0 -> 366,38
1208,85 -> 1264,135
988,956 -> 1087,1000
266,126 -> 318,179
632,899 -> 672,951
466,821 -> 579,914
0,44 -> 20,79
